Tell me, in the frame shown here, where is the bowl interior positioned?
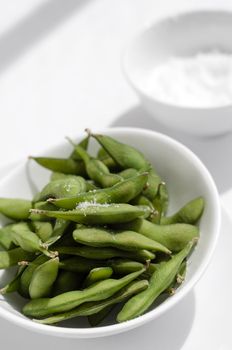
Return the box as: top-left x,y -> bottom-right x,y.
124,10 -> 232,91
0,128 -> 220,337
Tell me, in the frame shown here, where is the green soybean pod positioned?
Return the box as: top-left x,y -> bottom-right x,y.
52,271 -> 84,296
30,221 -> 53,242
109,259 -> 144,274
160,197 -> 205,225
69,135 -> 89,161
22,268 -> 145,318
73,227 -> 171,254
118,218 -> 199,252
117,240 -> 196,322
83,267 -> 113,288
37,177 -> 86,201
142,169 -> 162,200
35,279 -> 149,325
0,265 -> 26,295
0,198 -> 31,220
56,245 -> 155,263
30,157 -> 86,176
0,224 -> 17,250
59,256 -> 106,273
75,145 -> 122,188
97,147 -> 118,170
29,201 -> 57,221
19,255 -> 49,298
91,133 -> 150,171
0,247 -> 34,269
11,223 -> 57,258
118,168 -> 138,179
29,257 -> 59,299
50,173 -> 149,210
30,204 -> 151,225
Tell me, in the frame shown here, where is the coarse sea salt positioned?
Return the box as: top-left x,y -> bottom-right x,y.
145,51 -> 232,108
76,201 -> 110,209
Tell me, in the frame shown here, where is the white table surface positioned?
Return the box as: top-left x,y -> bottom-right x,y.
1,0 -> 232,348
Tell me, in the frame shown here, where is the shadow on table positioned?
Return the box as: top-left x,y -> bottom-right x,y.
0,291 -> 196,350
0,0 -> 92,75
110,105 -> 232,194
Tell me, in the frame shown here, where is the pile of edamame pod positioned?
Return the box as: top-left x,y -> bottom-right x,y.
0,131 -> 204,326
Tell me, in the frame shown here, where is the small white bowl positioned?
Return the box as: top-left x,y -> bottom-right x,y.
122,10 -> 232,137
0,127 -> 220,338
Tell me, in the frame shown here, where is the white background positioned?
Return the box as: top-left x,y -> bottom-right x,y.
0,0 -> 232,349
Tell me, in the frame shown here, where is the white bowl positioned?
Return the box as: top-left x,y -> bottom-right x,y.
122,10 -> 232,137
0,127 -> 220,338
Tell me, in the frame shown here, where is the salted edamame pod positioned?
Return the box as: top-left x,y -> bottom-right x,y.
37,177 -> 86,201
50,173 -> 149,209
30,204 -> 152,225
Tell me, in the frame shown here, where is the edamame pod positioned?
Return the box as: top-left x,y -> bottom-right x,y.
0,266 -> 25,295
117,240 -> 196,322
75,145 -> 122,188
52,271 -> 83,296
161,197 -> 204,225
119,168 -> 138,179
97,147 -> 118,170
29,257 -> 59,299
56,245 -> 155,262
59,256 -> 105,273
23,268 -> 145,317
0,224 -> 17,250
109,259 -> 144,274
150,182 -> 169,224
73,227 -> 171,254
29,201 -> 56,221
30,204 -> 151,225
35,279 -> 149,325
83,267 -> 113,288
0,247 -> 34,269
11,223 -> 57,258
91,133 -> 150,171
0,198 -> 31,220
37,177 -> 86,201
117,219 -> 199,252
30,157 -> 86,176
69,135 -> 89,161
19,255 -> 49,298
30,221 -> 53,242
50,173 -> 149,209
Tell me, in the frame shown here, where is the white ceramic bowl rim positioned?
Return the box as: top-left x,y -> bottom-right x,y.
0,127 -> 221,338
